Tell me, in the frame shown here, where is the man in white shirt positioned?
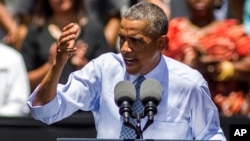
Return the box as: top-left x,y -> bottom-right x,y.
0,42 -> 30,116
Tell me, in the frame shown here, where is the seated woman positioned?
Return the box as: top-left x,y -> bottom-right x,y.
162,0 -> 250,117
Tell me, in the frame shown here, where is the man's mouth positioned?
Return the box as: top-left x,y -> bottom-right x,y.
124,57 -> 138,66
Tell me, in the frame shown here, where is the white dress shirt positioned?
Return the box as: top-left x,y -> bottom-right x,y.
27,53 -> 226,140
0,43 -> 30,116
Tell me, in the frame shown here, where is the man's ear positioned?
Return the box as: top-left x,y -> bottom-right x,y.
158,35 -> 169,51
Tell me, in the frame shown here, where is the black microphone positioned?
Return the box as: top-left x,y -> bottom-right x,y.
114,80 -> 136,123
140,78 -> 162,131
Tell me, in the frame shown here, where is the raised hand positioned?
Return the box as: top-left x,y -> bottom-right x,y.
56,23 -> 79,66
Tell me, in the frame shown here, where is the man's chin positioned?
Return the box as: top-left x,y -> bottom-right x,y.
125,67 -> 139,75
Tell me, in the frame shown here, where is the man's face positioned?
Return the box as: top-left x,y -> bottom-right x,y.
119,18 -> 163,75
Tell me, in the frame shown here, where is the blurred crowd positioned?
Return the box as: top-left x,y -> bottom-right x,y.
0,0 -> 250,117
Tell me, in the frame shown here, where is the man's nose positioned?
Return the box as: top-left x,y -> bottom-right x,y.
120,41 -> 132,53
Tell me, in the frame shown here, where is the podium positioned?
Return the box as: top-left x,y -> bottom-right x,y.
57,139 -> 168,141
56,138 -> 218,141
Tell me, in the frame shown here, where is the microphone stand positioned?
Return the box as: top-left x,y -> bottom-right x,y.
119,102 -> 144,139
122,112 -> 144,139
122,102 -> 157,139
131,112 -> 144,139
142,101 -> 157,132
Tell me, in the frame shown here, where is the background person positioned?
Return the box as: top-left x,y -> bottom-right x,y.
162,0 -> 250,117
0,2 -> 18,48
21,0 -> 111,91
0,42 -> 30,117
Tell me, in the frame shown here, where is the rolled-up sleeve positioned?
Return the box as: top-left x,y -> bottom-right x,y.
27,86 -> 61,124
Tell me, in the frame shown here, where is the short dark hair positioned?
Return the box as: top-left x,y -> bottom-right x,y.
123,2 -> 168,38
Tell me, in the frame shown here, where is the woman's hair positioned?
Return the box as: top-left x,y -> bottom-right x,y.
32,0 -> 86,26
123,2 -> 168,38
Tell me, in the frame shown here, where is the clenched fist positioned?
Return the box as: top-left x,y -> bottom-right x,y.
56,23 -> 80,66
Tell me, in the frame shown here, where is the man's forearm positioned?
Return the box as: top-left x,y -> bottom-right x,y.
32,23 -> 79,106
32,63 -> 64,106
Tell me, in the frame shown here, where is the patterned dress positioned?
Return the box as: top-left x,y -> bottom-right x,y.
163,17 -> 250,116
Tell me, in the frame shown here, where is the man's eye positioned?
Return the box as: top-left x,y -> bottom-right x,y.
119,36 -> 125,41
131,38 -> 141,43
118,34 -> 122,38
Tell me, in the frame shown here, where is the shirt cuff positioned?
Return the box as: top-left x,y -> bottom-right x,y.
27,86 -> 60,119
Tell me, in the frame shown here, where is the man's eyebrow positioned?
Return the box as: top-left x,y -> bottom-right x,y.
129,36 -> 143,40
